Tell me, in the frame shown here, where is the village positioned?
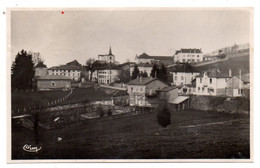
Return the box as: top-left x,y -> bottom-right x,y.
11,42 -> 250,159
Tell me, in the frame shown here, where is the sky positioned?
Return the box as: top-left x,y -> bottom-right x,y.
11,9 -> 251,67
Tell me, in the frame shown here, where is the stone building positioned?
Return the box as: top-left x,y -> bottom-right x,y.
127,77 -> 168,107
98,47 -> 116,64
37,75 -> 71,91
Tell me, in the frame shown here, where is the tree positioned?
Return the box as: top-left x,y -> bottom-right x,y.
86,58 -> 96,81
97,106 -> 105,117
157,105 -> 171,128
141,70 -> 148,77
118,69 -> 131,83
28,51 -> 44,66
158,64 -> 168,82
131,64 -> 140,80
150,64 -> 159,78
11,49 -> 35,89
107,108 -> 112,116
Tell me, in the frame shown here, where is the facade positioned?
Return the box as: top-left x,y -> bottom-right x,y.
174,48 -> 203,63
158,86 -> 178,102
195,69 -> 231,96
136,53 -> 173,66
34,62 -> 47,77
226,73 -> 250,97
37,75 -> 71,91
170,64 -> 200,86
127,77 -> 168,107
130,63 -> 153,77
98,47 -> 115,64
97,67 -> 120,84
48,60 -> 82,82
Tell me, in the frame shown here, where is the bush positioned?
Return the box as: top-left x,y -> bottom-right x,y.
97,106 -> 105,117
157,106 -> 171,127
107,108 -> 112,116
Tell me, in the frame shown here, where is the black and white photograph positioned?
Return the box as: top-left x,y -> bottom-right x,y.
7,8 -> 253,162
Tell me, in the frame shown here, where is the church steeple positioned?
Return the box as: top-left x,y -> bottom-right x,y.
109,46 -> 112,55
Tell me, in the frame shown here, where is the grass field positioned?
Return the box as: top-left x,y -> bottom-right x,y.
12,110 -> 250,159
196,55 -> 250,76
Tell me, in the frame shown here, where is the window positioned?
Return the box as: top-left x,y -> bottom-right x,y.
210,78 -> 212,84
175,76 -> 177,80
197,59 -> 200,62
198,87 -> 200,91
200,78 -> 202,83
197,55 -> 200,57
183,59 -> 186,62
51,81 -> 55,87
202,87 -> 204,92
181,76 -> 184,80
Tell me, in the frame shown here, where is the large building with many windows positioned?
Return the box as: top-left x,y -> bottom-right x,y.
174,48 -> 203,63
47,60 -> 82,82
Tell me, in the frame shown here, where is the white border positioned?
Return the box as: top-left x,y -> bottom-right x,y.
1,0 -> 259,168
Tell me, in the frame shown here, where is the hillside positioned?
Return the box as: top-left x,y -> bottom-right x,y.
196,54 -> 250,76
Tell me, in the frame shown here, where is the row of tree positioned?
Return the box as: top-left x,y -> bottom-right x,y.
131,64 -> 168,83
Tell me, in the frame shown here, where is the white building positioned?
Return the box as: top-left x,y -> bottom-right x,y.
170,64 -> 200,86
97,66 -> 120,84
174,48 -> 203,63
48,60 -> 82,82
98,47 -> 116,64
195,69 -> 231,96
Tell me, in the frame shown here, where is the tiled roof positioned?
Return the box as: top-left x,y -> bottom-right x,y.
138,53 -> 173,61
175,48 -> 202,55
66,60 -> 81,66
35,62 -> 47,68
196,69 -> 230,78
48,65 -> 82,70
159,86 -> 177,92
37,75 -> 71,80
127,77 -> 158,85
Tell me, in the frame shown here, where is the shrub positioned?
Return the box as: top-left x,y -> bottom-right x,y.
107,108 -> 112,116
157,106 -> 171,127
97,106 -> 105,117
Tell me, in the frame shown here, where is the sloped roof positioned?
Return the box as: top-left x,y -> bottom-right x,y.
37,75 -> 71,80
66,60 -> 81,66
175,48 -> 202,55
127,77 -> 158,85
138,53 -> 173,61
158,86 -> 177,92
48,65 -> 82,70
35,62 -> 47,68
196,69 -> 230,78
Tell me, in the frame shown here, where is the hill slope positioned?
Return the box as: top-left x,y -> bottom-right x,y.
196,54 -> 250,76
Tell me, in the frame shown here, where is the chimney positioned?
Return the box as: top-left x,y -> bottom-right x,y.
229,69 -> 232,77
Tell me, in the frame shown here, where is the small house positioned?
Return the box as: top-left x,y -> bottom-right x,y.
37,75 -> 71,91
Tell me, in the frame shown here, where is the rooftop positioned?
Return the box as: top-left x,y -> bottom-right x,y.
37,75 -> 71,80
196,69 -> 230,78
138,53 -> 172,60
158,86 -> 177,92
175,48 -> 202,55
127,77 -> 158,85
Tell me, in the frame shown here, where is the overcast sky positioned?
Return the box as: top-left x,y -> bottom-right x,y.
11,9 -> 251,67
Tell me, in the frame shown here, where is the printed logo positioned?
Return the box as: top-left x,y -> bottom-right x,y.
23,144 -> 41,153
